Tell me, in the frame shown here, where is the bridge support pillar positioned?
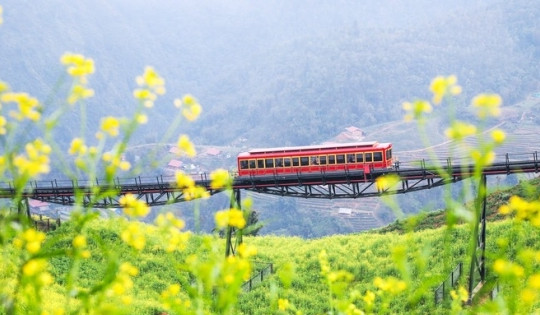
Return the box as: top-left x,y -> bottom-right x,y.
225,189 -> 242,257
468,174 -> 487,303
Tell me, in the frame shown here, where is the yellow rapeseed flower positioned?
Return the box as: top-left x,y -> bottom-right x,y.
363,290 -> 375,306
177,135 -> 196,157
175,171 -> 194,188
175,94 -> 202,121
61,53 -> 95,78
529,273 -> 540,289
0,115 -> 6,134
0,5 -> 3,25
215,208 -> 246,229
430,75 -> 461,104
2,92 -> 41,121
493,258 -> 524,278
472,93 -> 502,118
182,185 -> 210,200
23,259 -> 47,277
374,276 -> 407,294
278,298 -> 290,311
13,139 -> 51,177
491,129 -> 506,144
155,212 -> 185,229
444,121 -> 477,141
67,84 -> 94,105
210,168 -> 231,189
121,222 -> 146,250
119,193 -> 150,218
100,116 -> 120,137
72,235 -> 87,249
402,100 -> 432,122
375,174 -> 400,191
237,243 -> 257,258
69,137 -> 87,155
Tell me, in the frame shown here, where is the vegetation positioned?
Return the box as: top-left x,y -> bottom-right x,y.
1,3 -> 540,314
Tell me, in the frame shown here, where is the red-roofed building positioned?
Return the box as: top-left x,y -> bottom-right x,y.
169,147 -> 181,154
205,148 -> 221,156
168,159 -> 183,168
28,199 -> 50,213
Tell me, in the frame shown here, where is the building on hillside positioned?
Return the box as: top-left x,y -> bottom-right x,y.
28,199 -> 50,214
205,148 -> 221,156
167,159 -> 183,170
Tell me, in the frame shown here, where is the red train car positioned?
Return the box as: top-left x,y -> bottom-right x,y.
237,141 -> 393,177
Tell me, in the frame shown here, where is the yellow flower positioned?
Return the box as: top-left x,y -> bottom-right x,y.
491,129 -> 506,144
493,258 -> 524,278
402,100 -> 432,122
136,66 -> 165,90
155,212 -> 186,229
61,52 -> 95,78
529,273 -> 540,289
363,290 -> 375,306
237,243 -> 257,258
472,93 -> 502,118
444,121 -> 477,141
175,171 -> 194,188
136,113 -> 148,124
375,174 -> 400,191
2,92 -> 41,121
67,84 -> 94,104
100,116 -> 120,137
430,75 -> 461,104
13,139 -> 51,177
0,5 -> 3,25
72,235 -> 87,249
69,137 -> 87,155
121,222 -> 146,250
374,276 -> 407,294
119,193 -> 150,218
215,208 -> 246,229
210,168 -> 231,189
177,135 -> 196,157
278,298 -> 290,311
182,185 -> 210,200
133,67 -> 165,107
23,259 -> 47,277
0,115 -> 6,134
175,94 -> 202,121
450,286 -> 468,302
470,149 -> 495,166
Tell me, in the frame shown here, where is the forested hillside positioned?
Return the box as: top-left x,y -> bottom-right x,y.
0,0 -> 538,148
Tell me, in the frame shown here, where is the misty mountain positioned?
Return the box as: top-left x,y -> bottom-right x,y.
1,0 -> 538,150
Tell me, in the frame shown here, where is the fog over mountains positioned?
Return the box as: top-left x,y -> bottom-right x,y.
1,0 -> 538,149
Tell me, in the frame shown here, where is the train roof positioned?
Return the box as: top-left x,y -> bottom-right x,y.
238,141 -> 391,157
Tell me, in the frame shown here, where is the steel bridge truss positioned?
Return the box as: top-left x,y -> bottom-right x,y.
0,175 -> 222,208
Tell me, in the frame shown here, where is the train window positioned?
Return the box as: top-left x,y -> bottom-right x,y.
257,159 -> 265,168
240,160 -> 249,169
356,153 -> 364,162
319,155 -> 327,165
328,155 -> 336,164
347,154 -> 355,163
292,157 -> 300,166
300,157 -> 309,166
311,156 -> 319,165
386,149 -> 392,160
336,154 -> 345,164
265,158 -> 274,168
374,152 -> 383,162
275,158 -> 283,167
284,158 -> 291,167
249,160 -> 256,169
365,153 -> 373,162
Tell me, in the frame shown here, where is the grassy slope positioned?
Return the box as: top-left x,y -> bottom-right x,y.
21,177 -> 539,314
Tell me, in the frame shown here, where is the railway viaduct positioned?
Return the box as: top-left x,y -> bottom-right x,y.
1,151 -> 539,302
